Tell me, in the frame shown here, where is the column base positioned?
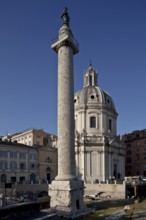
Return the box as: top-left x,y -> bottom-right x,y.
49,180 -> 87,218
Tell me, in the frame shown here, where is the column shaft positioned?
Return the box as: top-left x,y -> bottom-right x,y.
56,45 -> 76,180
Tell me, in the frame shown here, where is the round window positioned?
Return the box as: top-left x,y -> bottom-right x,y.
91,95 -> 95,99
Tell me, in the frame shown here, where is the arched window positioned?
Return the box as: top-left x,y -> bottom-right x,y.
90,116 -> 96,128
89,75 -> 92,85
46,157 -> 52,163
109,119 -> 112,131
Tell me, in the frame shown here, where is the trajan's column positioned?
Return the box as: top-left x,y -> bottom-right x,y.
49,8 -> 86,217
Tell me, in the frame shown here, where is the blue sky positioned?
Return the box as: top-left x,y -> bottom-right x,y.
0,0 -> 146,136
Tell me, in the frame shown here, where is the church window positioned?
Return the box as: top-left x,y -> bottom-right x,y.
90,95 -> 95,99
89,75 -> 92,85
109,119 -> 112,131
90,116 -> 96,128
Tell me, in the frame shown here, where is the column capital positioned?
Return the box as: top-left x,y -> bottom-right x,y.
51,26 -> 79,54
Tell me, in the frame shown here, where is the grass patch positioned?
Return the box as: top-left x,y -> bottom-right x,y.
51,199 -> 146,220
52,199 -> 132,219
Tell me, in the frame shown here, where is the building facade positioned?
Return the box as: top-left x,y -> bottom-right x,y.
2,129 -> 57,148
122,129 -> 146,177
0,140 -> 57,184
0,140 -> 39,184
38,146 -> 57,183
74,64 -> 125,183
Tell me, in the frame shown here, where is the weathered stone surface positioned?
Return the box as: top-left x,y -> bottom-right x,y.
49,180 -> 86,216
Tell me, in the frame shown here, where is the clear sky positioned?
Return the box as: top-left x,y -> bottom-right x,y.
0,0 -> 146,136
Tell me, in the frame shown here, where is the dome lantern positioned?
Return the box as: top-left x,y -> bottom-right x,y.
83,64 -> 98,87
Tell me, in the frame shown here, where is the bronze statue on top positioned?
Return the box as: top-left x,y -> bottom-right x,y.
61,7 -> 70,25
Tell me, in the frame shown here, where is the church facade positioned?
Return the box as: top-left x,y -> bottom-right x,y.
74,64 -> 125,183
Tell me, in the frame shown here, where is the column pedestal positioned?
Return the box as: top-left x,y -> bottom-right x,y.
49,180 -> 87,217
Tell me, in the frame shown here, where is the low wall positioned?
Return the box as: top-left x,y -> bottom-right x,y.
0,183 -> 48,200
1,183 -> 126,200
84,183 -> 126,199
12,183 -> 48,195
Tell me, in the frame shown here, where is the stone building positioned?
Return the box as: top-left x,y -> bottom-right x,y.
74,64 -> 125,183
0,139 -> 57,184
0,140 -> 39,183
122,129 -> 146,177
2,128 -> 57,148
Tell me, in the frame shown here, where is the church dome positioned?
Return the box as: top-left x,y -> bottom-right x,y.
74,64 -> 117,113
74,86 -> 116,111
